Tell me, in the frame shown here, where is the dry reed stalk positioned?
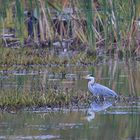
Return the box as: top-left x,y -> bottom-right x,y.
39,0 -> 52,40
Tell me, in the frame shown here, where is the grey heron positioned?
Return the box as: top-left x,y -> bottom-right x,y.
85,75 -> 118,98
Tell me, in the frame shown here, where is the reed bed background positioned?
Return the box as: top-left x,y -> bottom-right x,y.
0,0 -> 140,52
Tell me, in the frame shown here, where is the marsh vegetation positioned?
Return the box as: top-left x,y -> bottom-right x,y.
1,1 -> 140,140
0,0 -> 140,53
0,0 -> 140,111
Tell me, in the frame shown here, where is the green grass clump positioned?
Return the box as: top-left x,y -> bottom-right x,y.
0,88 -> 90,111
0,47 -> 95,70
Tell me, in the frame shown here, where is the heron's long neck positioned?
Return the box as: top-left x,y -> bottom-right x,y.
89,79 -> 95,85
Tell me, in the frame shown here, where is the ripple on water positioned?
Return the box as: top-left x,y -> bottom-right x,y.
107,104 -> 140,115
0,135 -> 60,140
58,123 -> 83,130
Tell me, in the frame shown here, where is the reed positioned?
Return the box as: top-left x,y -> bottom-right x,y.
0,1 -> 139,54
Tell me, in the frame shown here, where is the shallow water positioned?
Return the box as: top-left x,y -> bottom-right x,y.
0,105 -> 140,140
0,59 -> 140,139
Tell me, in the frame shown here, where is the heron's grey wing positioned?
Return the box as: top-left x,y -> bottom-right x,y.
90,83 -> 117,97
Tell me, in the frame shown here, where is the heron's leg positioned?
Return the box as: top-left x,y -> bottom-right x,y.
94,96 -> 99,103
99,95 -> 105,102
94,96 -> 104,103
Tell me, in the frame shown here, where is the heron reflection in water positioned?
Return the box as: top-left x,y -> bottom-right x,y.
85,75 -> 118,99
86,100 -> 113,121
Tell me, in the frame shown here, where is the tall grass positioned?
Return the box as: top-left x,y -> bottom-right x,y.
80,0 -> 96,49
0,0 -> 139,52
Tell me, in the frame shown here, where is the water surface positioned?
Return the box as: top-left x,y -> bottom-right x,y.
0,106 -> 140,140
0,59 -> 140,140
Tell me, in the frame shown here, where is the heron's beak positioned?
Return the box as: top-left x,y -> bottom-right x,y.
83,75 -> 88,79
